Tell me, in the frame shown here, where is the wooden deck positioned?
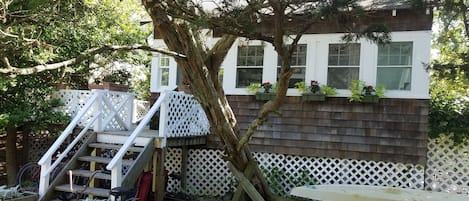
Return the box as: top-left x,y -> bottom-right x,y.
100,126 -> 206,148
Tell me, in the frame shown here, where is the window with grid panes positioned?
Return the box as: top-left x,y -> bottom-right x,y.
236,46 -> 264,88
277,44 -> 307,88
159,55 -> 170,86
327,43 -> 360,89
377,42 -> 413,90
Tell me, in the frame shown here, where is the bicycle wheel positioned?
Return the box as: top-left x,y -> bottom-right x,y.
16,162 -> 40,193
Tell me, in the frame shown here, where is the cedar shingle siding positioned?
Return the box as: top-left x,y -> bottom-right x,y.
207,96 -> 428,165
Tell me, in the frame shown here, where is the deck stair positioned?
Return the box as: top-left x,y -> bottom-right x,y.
41,133 -> 155,200
38,90 -> 210,201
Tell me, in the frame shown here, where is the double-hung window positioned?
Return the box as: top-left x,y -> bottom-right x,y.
327,43 -> 360,89
236,46 -> 264,87
277,44 -> 307,88
377,42 -> 413,90
159,55 -> 170,86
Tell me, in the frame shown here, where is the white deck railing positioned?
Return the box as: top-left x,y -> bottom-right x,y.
38,90 -> 134,198
106,91 -> 168,188
38,90 -> 210,199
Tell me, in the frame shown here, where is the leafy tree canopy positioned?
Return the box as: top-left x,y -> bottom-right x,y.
430,0 -> 469,143
0,0 -> 151,129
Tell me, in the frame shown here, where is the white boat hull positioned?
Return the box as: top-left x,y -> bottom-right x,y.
290,185 -> 468,201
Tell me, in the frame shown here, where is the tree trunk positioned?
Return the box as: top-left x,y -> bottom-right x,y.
6,126 -> 18,186
143,4 -> 274,201
21,126 -> 32,166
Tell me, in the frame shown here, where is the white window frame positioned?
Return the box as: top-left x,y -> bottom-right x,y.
277,44 -> 308,88
150,31 -> 431,99
376,42 -> 413,91
236,45 -> 264,88
159,55 -> 170,86
327,43 -> 361,90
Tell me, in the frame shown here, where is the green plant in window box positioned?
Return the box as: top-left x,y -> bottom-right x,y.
294,81 -> 306,93
349,80 -> 385,103
246,83 -> 261,94
248,82 -> 277,101
261,81 -> 273,93
321,85 -> 337,96
257,81 -> 276,100
298,80 -> 337,102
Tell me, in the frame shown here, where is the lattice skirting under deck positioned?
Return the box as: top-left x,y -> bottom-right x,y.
164,148 -> 426,196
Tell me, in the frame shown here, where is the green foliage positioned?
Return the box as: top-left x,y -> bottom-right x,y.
430,1 -> 469,143
131,65 -> 151,100
0,0 -> 148,133
348,80 -> 385,102
246,83 -> 261,94
2,0 -> 151,88
429,70 -> 469,144
433,1 -> 469,65
294,81 -> 306,93
321,85 -> 337,96
349,80 -> 366,102
297,81 -> 337,96
375,85 -> 386,97
0,73 -> 70,131
262,167 -> 316,196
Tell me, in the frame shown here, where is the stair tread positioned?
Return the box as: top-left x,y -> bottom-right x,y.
88,143 -> 144,152
69,169 -> 111,180
78,156 -> 133,166
55,184 -> 110,197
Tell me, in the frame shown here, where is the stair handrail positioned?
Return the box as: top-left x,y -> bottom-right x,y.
37,91 -> 101,198
106,91 -> 168,186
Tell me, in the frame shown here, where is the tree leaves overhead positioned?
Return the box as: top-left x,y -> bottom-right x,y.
0,0 -> 150,129
433,0 -> 469,65
161,0 -> 390,44
430,0 -> 469,144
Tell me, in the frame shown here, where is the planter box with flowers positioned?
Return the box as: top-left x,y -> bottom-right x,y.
88,69 -> 131,92
177,79 -> 192,94
247,82 -> 276,101
348,80 -> 386,103
295,80 -> 337,102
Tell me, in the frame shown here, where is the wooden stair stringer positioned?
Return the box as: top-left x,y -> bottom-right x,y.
39,132 -> 97,201
121,138 -> 155,188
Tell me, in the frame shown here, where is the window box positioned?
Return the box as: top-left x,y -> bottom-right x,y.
302,93 -> 326,101
255,92 -> 276,101
362,95 -> 380,103
177,84 -> 191,94
88,82 -> 129,92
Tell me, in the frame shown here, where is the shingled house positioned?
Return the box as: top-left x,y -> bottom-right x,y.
149,1 -> 432,166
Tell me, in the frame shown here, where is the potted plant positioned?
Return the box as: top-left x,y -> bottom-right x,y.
247,81 -> 276,101
177,79 -> 191,94
297,80 -> 337,101
349,80 -> 385,103
88,69 -> 130,91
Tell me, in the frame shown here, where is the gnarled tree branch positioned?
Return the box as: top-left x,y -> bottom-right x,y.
0,44 -> 186,75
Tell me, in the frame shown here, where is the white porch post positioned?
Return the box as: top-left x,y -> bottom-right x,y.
158,92 -> 168,147
126,94 -> 134,130
38,158 -> 51,198
110,159 -> 122,189
93,90 -> 104,132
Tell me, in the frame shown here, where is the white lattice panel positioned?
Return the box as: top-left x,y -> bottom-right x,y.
426,136 -> 469,194
165,92 -> 210,138
165,148 -> 182,193
133,100 -> 150,123
254,152 -> 424,195
56,90 -> 133,131
55,90 -> 93,119
101,91 -> 133,131
165,148 -> 424,196
185,149 -> 233,196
